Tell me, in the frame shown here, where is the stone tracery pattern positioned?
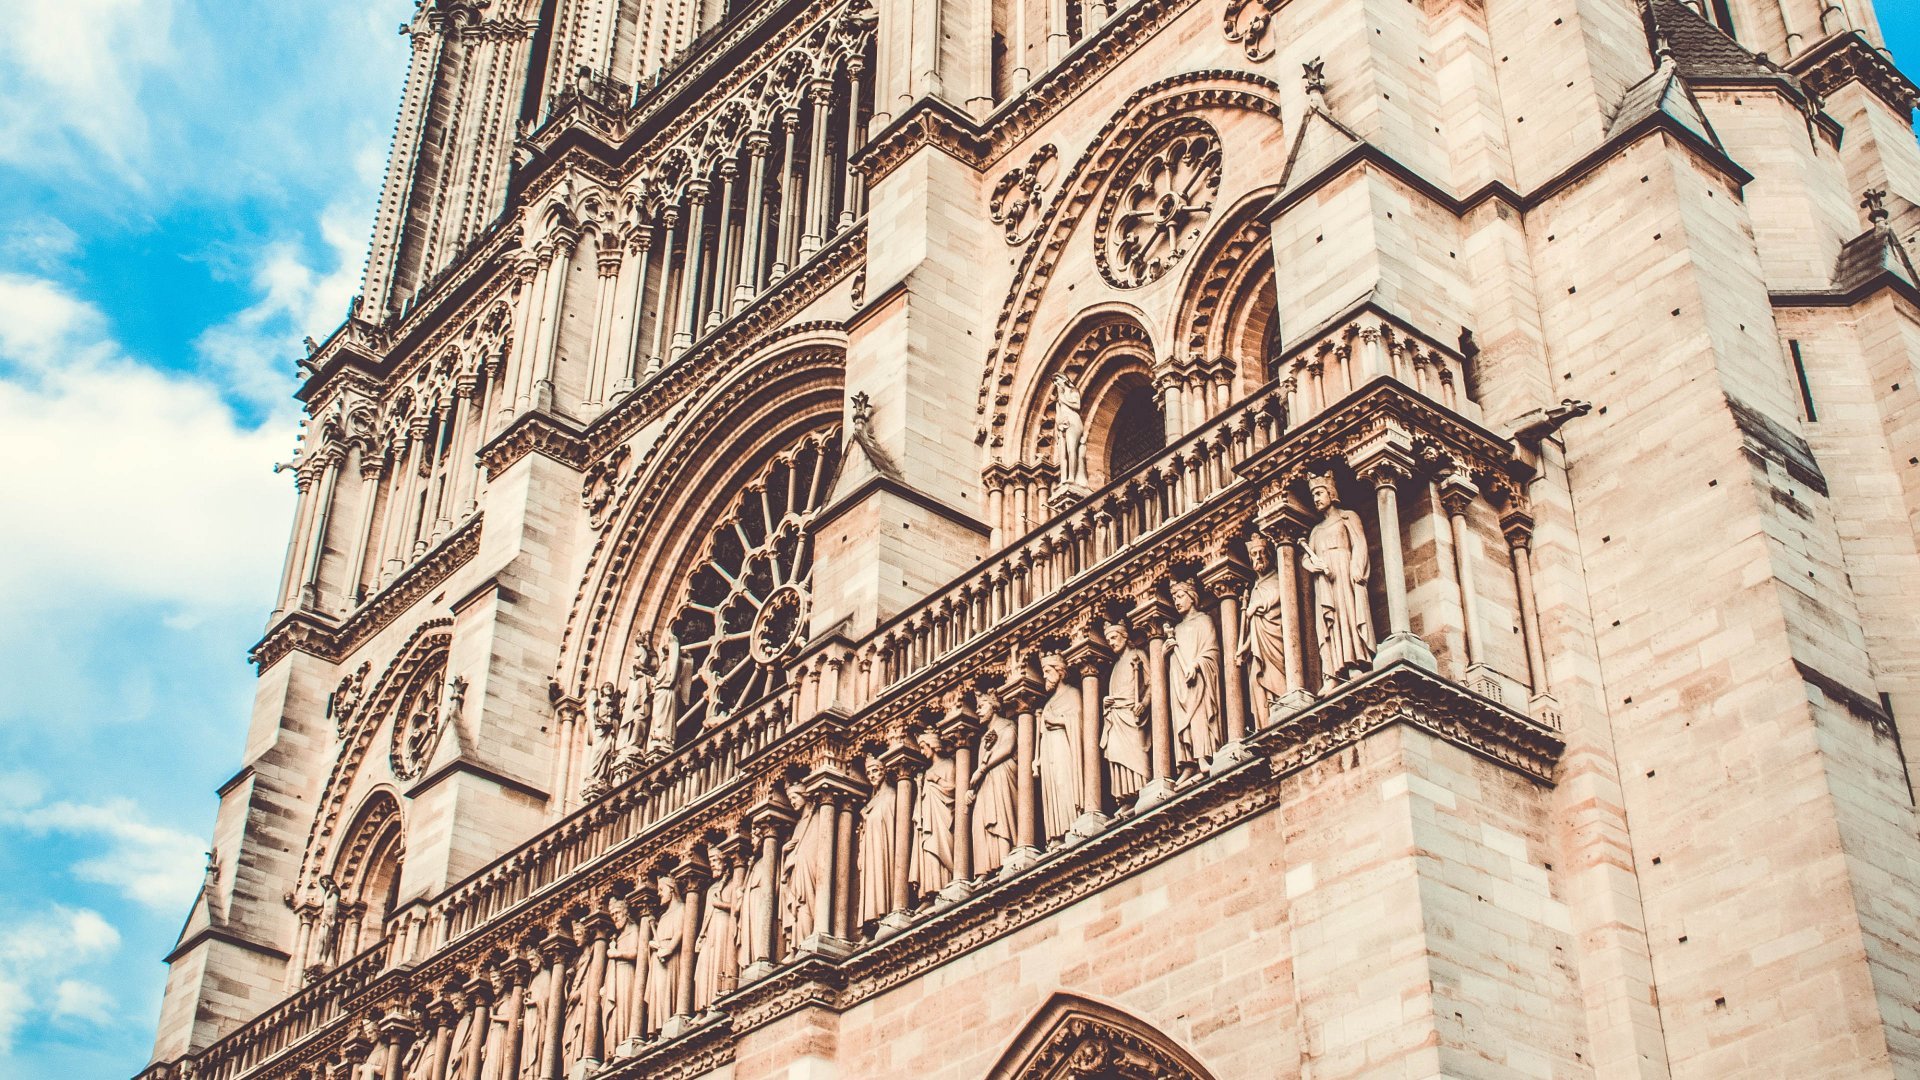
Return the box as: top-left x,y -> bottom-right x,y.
990,144 -> 1061,245
1094,118 -> 1223,289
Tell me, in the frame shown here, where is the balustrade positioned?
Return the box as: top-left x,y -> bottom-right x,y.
175,310 -> 1571,1080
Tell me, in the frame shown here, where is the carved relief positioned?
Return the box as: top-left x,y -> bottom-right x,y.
583,445 -> 632,530
1094,119 -> 1221,289
987,995 -> 1218,1080
327,661 -> 371,740
989,144 -> 1060,246
1222,0 -> 1279,61
390,661 -> 460,782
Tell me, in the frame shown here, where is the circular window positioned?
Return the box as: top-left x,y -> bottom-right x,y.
667,431 -> 841,736
1094,119 -> 1223,290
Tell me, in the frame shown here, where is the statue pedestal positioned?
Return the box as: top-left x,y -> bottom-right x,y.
934,879 -> 974,910
658,1015 -> 694,1041
738,960 -> 777,987
1048,483 -> 1093,513
794,933 -> 855,960
1066,811 -> 1109,843
1268,689 -> 1318,725
875,910 -> 915,939
615,1037 -> 648,1059
1373,632 -> 1437,673
568,1058 -> 603,1080
999,846 -> 1042,878
1133,778 -> 1177,811
1207,741 -> 1254,775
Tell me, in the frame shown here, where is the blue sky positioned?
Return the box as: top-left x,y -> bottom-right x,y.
0,5 -> 1916,1078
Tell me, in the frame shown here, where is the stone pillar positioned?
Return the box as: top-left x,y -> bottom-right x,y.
1360,455 -> 1437,671
941,707 -> 979,899
839,57 -> 866,229
495,960 -> 529,1079
577,915 -> 611,1067
799,81 -> 833,259
537,933 -> 573,1080
1438,474 -> 1487,672
531,233 -> 575,411
584,244 -> 622,407
1502,510 -> 1556,714
344,455 -> 384,607
1064,637 -> 1111,837
272,468 -> 314,619
1266,510 -> 1315,718
705,162 -> 737,332
427,994 -> 458,1080
1203,558 -> 1253,753
298,451 -> 343,610
1138,596 -> 1177,806
459,977 -> 492,1080
378,1012 -> 416,1080
671,861 -> 707,1023
644,207 -> 679,374
616,224 -> 653,394
741,799 -> 795,983
671,181 -> 709,357
771,110 -> 800,279
833,792 -> 858,940
734,131 -> 771,311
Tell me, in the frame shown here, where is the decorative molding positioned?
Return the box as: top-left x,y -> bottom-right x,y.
990,144 -> 1060,246
479,410 -> 590,479
1789,31 -> 1920,118
1092,118 -> 1221,290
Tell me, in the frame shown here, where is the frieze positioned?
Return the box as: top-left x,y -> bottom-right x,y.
1790,30 -> 1920,118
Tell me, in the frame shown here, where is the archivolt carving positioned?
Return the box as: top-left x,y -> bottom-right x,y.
554,331 -> 847,706
986,995 -> 1217,1080
294,620 -> 453,897
990,144 -> 1061,246
975,71 -> 1286,451
1172,193 -> 1276,374
1094,118 -> 1222,290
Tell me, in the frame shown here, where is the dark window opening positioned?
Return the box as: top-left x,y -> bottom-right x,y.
1107,384 -> 1166,479
1709,0 -> 1737,36
1790,339 -> 1818,421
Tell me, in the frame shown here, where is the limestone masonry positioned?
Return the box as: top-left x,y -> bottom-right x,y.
139,0 -> 1920,1075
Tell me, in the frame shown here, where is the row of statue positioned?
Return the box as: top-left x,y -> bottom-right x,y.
582,635 -> 691,795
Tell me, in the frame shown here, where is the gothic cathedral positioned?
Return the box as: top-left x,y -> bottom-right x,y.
141,0 -> 1920,1076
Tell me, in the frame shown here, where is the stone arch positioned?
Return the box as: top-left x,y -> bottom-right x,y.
1170,188 -> 1279,393
555,325 -> 847,720
1011,308 -> 1161,491
293,620 -> 452,900
985,994 -> 1217,1080
976,69 -> 1287,455
329,788 -> 405,958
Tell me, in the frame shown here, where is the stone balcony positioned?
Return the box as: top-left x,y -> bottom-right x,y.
142,304 -> 1566,1080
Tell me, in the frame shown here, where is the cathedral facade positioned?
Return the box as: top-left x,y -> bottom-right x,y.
140,0 -> 1920,1075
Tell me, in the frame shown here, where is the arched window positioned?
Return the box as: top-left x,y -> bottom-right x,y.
986,994 -> 1217,1080
323,791 -> 405,965
1105,382 -> 1165,479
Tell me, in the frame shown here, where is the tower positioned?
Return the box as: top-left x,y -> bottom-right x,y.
142,0 -> 1920,1076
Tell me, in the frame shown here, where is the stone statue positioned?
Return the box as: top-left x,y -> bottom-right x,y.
585,682 -> 621,791
1239,534 -> 1292,715
1035,653 -> 1084,840
857,755 -> 898,925
444,1007 -> 479,1080
314,876 -> 342,968
780,781 -> 833,944
644,878 -> 682,1025
692,867 -> 738,1010
620,645 -> 653,757
1168,579 -> 1221,771
645,634 -> 687,754
1099,621 -> 1151,800
1052,375 -> 1087,488
1300,472 -> 1373,687
739,838 -> 773,969
968,690 -> 1019,875
517,968 -> 547,1079
559,942 -> 592,1068
909,729 -> 955,896
602,898 -> 642,1050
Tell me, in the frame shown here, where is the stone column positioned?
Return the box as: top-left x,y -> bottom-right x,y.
584,245 -> 622,407
460,977 -> 492,1080
799,81 -> 833,259
833,792 -> 858,940
839,57 -> 866,229
537,932 -> 573,1080
1014,699 -> 1038,853
1502,510 -> 1556,712
1263,512 -> 1317,720
1138,595 -> 1177,807
734,131 -> 771,311
578,914 -> 611,1067
272,469 -> 314,619
1360,455 -> 1437,671
1439,475 -> 1486,669
298,451 -> 343,610
741,800 -> 795,983
644,207 -> 679,374
532,232 -> 575,411
672,181 -> 709,358
616,224 -> 653,394
771,110 -> 800,279
671,861 -> 707,1024
344,454 -> 384,607
495,960 -> 529,1080
1064,637 -> 1111,837
941,708 -> 979,898
378,1012 -> 416,1080
427,994 -> 458,1080
1204,559 -> 1253,756
705,162 -> 737,332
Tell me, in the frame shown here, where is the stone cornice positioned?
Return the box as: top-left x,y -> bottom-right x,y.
250,517 -> 482,669
164,926 -> 292,967
479,410 -> 590,479
856,96 -> 991,181
1789,31 -> 1920,118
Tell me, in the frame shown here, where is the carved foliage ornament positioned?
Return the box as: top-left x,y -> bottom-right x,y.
1222,0 -> 1279,61
327,662 -> 371,740
988,996 -> 1217,1080
990,144 -> 1060,246
1094,119 -> 1222,289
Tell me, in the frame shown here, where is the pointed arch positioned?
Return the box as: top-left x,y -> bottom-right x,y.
986,994 -> 1217,1080
1169,188 -> 1280,393
1008,308 -> 1161,491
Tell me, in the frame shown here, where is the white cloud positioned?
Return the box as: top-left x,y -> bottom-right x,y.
8,800 -> 205,912
0,272 -> 293,613
0,0 -> 178,173
0,905 -> 123,1055
194,203 -> 371,409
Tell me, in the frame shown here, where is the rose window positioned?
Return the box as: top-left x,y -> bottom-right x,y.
1095,119 -> 1223,289
387,660 -> 445,781
668,430 -> 841,737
